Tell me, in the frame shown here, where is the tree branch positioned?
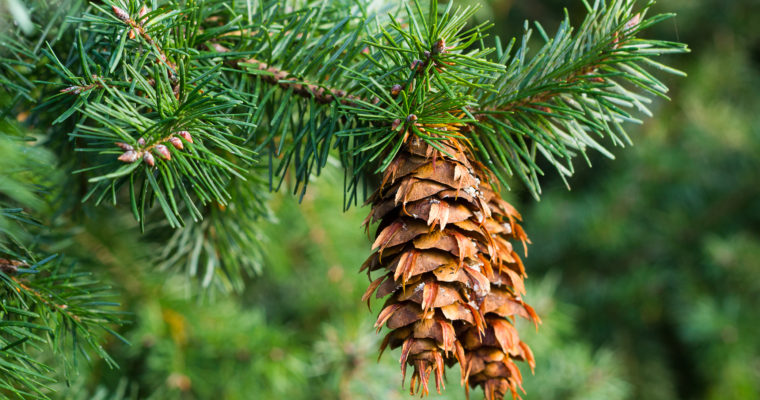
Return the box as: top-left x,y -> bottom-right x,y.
207,43 -> 363,107
0,258 -> 24,275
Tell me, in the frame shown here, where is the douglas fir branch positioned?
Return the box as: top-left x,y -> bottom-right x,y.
0,0 -> 687,398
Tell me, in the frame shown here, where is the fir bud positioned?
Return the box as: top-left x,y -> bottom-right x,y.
137,138 -> 146,146
115,142 -> 134,151
143,152 -> 155,167
138,5 -> 149,23
118,150 -> 139,163
432,38 -> 446,55
177,131 -> 193,144
112,5 -> 130,22
410,59 -> 423,71
169,136 -> 184,150
390,84 -> 402,97
391,119 -> 402,131
406,114 -> 418,123
129,28 -> 136,40
625,13 -> 641,31
154,144 -> 171,160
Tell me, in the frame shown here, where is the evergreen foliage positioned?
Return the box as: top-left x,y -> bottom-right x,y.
0,0 -> 697,398
0,137 -> 123,399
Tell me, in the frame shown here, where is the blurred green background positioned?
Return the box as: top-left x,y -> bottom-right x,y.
14,0 -> 759,399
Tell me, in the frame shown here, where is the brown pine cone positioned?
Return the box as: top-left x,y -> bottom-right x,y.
361,128 -> 540,399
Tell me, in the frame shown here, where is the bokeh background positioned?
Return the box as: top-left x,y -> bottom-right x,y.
8,0 -> 759,399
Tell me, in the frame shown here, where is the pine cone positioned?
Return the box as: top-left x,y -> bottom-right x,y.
458,171 -> 540,400
361,128 -> 540,399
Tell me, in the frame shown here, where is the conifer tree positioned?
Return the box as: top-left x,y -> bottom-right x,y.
0,0 -> 687,399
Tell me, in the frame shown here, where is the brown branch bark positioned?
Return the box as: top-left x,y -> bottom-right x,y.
206,43 -> 362,107
10,275 -> 82,322
0,258 -> 24,275
483,65 -> 603,117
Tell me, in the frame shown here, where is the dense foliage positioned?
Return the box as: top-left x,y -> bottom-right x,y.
2,0 -> 752,399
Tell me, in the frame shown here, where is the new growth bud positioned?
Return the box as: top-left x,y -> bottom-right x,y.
143,152 -> 155,167
390,84 -> 402,97
432,38 -> 446,55
118,151 -> 139,163
177,131 -> 193,144
112,5 -> 130,22
625,13 -> 641,31
139,5 -> 149,22
154,144 -> 171,160
169,136 -> 184,150
115,142 -> 134,151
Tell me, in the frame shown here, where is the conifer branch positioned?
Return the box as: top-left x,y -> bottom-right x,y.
152,172 -> 271,291
59,75 -> 157,96
468,1 -> 689,197
14,0 -> 687,217
0,134 -> 123,398
207,43 -> 363,106
10,275 -> 82,323
0,0 -> 692,397
110,5 -> 177,76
